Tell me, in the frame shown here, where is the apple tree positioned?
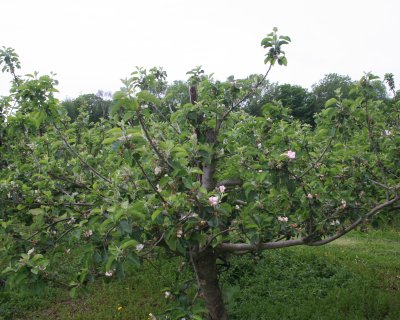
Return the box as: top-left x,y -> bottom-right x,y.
1,29 -> 399,319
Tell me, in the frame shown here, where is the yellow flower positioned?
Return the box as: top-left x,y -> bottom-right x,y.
117,305 -> 123,311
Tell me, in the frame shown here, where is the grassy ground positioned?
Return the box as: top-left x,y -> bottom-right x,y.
1,228 -> 399,320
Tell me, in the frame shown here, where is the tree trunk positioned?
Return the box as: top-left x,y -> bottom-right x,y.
193,248 -> 228,320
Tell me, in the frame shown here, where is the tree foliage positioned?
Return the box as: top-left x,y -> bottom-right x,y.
1,29 -> 399,319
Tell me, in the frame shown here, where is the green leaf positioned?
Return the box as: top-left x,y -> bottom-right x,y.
69,287 -> 77,298
151,208 -> 163,221
119,220 -> 132,235
105,255 -> 115,272
29,208 -> 44,216
120,239 -> 138,250
190,167 -> 204,174
164,230 -> 177,251
137,90 -> 161,107
207,216 -> 220,227
325,98 -> 338,108
29,111 -> 47,129
103,137 -> 117,145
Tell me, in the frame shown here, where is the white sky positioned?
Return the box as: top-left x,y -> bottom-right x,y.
1,0 -> 399,99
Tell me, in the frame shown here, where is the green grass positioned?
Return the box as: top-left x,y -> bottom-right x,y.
223,229 -> 400,320
2,229 -> 399,320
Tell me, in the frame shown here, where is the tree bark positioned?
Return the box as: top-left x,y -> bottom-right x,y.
193,248 -> 228,320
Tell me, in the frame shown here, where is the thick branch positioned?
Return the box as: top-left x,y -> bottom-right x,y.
216,179 -> 243,187
218,196 -> 399,253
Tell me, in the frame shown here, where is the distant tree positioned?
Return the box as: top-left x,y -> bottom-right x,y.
311,73 -> 353,111
274,84 -> 317,125
62,93 -> 112,124
164,80 -> 190,113
242,78 -> 278,116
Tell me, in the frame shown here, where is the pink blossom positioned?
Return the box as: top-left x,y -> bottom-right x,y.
282,150 -> 296,159
208,196 -> 219,206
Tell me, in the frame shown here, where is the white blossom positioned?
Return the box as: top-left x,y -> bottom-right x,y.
277,216 -> 289,223
148,313 -> 157,320
164,291 -> 171,298
235,205 -> 240,210
218,185 -> 226,193
83,230 -> 93,238
330,219 -> 340,226
27,248 -> 35,256
384,130 -> 392,136
136,243 -> 144,252
105,270 -> 113,277
154,166 -> 162,175
257,143 -> 262,149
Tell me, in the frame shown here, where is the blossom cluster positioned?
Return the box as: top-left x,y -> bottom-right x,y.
277,216 -> 289,223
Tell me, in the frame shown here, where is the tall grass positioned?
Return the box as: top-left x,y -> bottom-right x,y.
1,229 -> 399,319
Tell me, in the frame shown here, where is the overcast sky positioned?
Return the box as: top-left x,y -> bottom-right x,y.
1,0 -> 399,99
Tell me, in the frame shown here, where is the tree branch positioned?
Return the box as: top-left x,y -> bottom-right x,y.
133,156 -> 168,204
296,127 -> 336,180
216,179 -> 243,187
136,108 -> 173,169
217,196 -> 399,253
215,65 -> 273,135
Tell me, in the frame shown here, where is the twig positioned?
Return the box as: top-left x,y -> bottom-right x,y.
215,65 -> 273,135
133,156 -> 168,204
136,108 -> 173,169
26,217 -> 72,241
296,128 -> 337,180
189,246 -> 201,305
